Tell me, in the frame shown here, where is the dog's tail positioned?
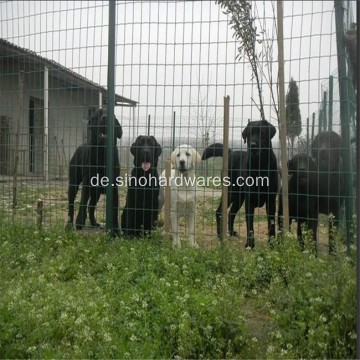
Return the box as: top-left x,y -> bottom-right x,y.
202,143 -> 231,160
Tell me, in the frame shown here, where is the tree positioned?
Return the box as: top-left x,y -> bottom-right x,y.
190,79 -> 215,151
217,0 -> 290,231
285,78 -> 302,157
217,0 -> 266,121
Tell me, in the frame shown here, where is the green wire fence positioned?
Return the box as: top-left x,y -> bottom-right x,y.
0,0 -> 357,252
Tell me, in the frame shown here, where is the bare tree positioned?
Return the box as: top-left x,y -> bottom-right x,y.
190,86 -> 216,151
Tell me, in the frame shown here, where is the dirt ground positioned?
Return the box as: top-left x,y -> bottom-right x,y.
1,180 -> 332,254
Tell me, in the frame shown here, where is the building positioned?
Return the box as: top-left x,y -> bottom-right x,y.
0,38 -> 137,179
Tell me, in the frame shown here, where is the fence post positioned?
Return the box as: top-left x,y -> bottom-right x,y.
36,199 -> 43,229
319,108 -> 323,132
106,0 -> 116,236
356,3 -> 360,358
221,96 -> 230,241
44,66 -> 49,181
277,0 -> 289,232
12,70 -> 24,219
311,112 -> 315,141
306,117 -> 309,153
323,91 -> 327,131
172,111 -> 176,151
164,159 -> 171,234
334,0 -> 353,251
328,75 -> 333,131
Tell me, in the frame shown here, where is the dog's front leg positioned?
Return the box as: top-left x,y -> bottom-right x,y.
266,195 -> 276,241
67,181 -> 79,230
228,192 -> 244,237
188,203 -> 198,248
76,183 -> 90,229
88,187 -> 101,227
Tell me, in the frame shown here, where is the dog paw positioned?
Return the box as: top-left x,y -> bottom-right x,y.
75,223 -> 85,230
245,239 -> 255,250
90,222 -> 101,228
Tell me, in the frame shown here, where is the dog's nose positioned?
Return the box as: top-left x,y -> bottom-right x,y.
180,160 -> 185,166
250,142 -> 258,148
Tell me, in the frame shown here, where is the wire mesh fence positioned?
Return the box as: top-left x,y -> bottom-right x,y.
0,0 -> 357,252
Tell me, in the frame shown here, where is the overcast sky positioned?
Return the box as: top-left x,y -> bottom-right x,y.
0,0 -> 356,146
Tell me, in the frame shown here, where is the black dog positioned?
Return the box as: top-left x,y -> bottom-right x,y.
67,109 -> 122,234
242,120 -> 278,249
278,153 -> 318,249
201,143 -> 247,237
121,135 -> 162,237
202,120 -> 278,248
311,131 -> 344,253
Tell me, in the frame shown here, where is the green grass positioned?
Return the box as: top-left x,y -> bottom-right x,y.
0,219 -> 356,359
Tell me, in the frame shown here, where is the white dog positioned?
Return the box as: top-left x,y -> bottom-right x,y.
158,144 -> 201,248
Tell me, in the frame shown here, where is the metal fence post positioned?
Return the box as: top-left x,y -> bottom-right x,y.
172,111 -> 176,151
323,91 -> 327,131
221,96 -> 230,241
106,0 -> 116,235
277,0 -> 289,232
355,3 -> 359,358
334,0 -> 353,251
328,75 -> 334,131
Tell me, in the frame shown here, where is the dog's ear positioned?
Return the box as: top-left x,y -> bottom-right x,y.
269,122 -> 276,139
242,126 -> 249,144
130,136 -> 141,156
151,136 -> 162,158
331,131 -> 342,151
192,148 -> 202,165
114,116 -> 123,139
171,147 -> 177,166
261,120 -> 276,140
91,109 -> 104,124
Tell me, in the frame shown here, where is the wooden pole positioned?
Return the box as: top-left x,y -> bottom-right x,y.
277,0 -> 289,231
221,96 -> 230,241
12,70 -> 24,219
36,199 -> 43,229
